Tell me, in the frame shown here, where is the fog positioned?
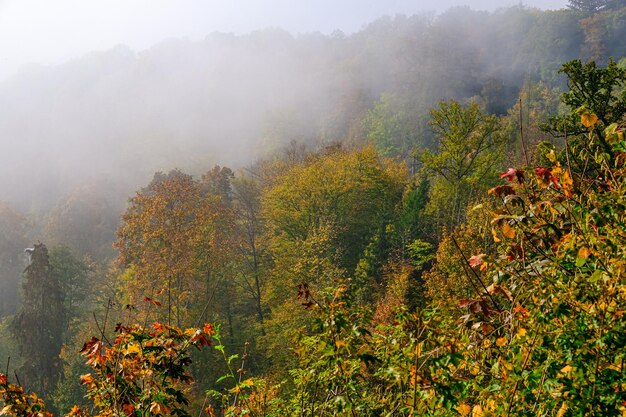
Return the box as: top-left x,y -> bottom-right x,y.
0,0 -> 568,81
0,0 -> 582,214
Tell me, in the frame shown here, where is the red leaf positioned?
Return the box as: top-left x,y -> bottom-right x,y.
123,403 -> 136,416
535,167 -> 559,187
152,322 -> 167,333
80,336 -> 102,356
459,299 -> 476,308
144,297 -> 162,306
468,254 -> 485,268
500,168 -> 525,183
507,242 -> 525,261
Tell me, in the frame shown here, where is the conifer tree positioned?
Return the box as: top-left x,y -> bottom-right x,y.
11,243 -> 65,398
568,0 -> 609,12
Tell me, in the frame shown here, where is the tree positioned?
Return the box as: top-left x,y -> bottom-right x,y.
48,247 -> 91,330
561,59 -> 626,127
200,165 -> 235,203
232,174 -> 268,325
545,59 -> 626,172
0,202 -> 28,317
364,93 -> 422,158
43,181 -> 124,260
420,100 -> 506,234
393,59 -> 626,416
568,0 -> 610,12
568,0 -> 626,11
115,170 -> 235,327
258,146 -> 407,372
263,146 -> 407,272
11,243 -> 65,398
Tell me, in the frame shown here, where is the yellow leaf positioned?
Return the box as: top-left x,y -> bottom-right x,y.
241,378 -> 254,387
483,339 -> 492,348
470,364 -> 480,375
409,365 -> 418,387
457,403 -> 472,416
502,222 -> 516,239
581,112 -> 598,128
472,404 -> 484,417
491,227 -> 501,243
124,344 -> 141,355
561,170 -> 574,197
496,337 -> 508,347
546,150 -> 557,163
556,402 -> 569,417
517,328 -> 527,337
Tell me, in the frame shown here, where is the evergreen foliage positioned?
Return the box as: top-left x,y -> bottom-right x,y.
10,243 -> 65,398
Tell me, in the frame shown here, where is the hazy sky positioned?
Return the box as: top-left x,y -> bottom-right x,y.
0,0 -> 567,81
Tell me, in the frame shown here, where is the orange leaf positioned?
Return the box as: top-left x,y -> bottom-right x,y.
80,374 -> 94,385
68,405 -> 82,416
203,323 -> 215,335
457,403 -> 472,416
502,223 -> 516,239
578,247 -> 591,259
122,403 -> 135,416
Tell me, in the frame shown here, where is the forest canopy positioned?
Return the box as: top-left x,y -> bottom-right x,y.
1,3 -> 626,417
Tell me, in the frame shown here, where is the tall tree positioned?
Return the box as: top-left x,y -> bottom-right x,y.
115,169 -> 235,327
259,146 -> 407,371
48,247 -> 90,329
11,243 -> 65,398
232,174 -> 268,325
420,100 -> 506,234
263,145 -> 407,272
568,0 -> 610,12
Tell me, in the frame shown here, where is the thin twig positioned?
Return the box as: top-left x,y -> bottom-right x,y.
520,97 -> 530,166
92,312 -> 113,346
450,235 -> 502,312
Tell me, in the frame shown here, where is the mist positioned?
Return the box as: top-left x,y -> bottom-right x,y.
1,0 -> 621,268
0,1 -> 589,213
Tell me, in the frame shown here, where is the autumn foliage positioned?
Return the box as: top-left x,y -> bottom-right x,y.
3,59 -> 626,417
1,322 -> 214,417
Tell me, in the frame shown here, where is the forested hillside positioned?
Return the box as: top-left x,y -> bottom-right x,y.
1,2 -> 626,416
2,4 -> 626,210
